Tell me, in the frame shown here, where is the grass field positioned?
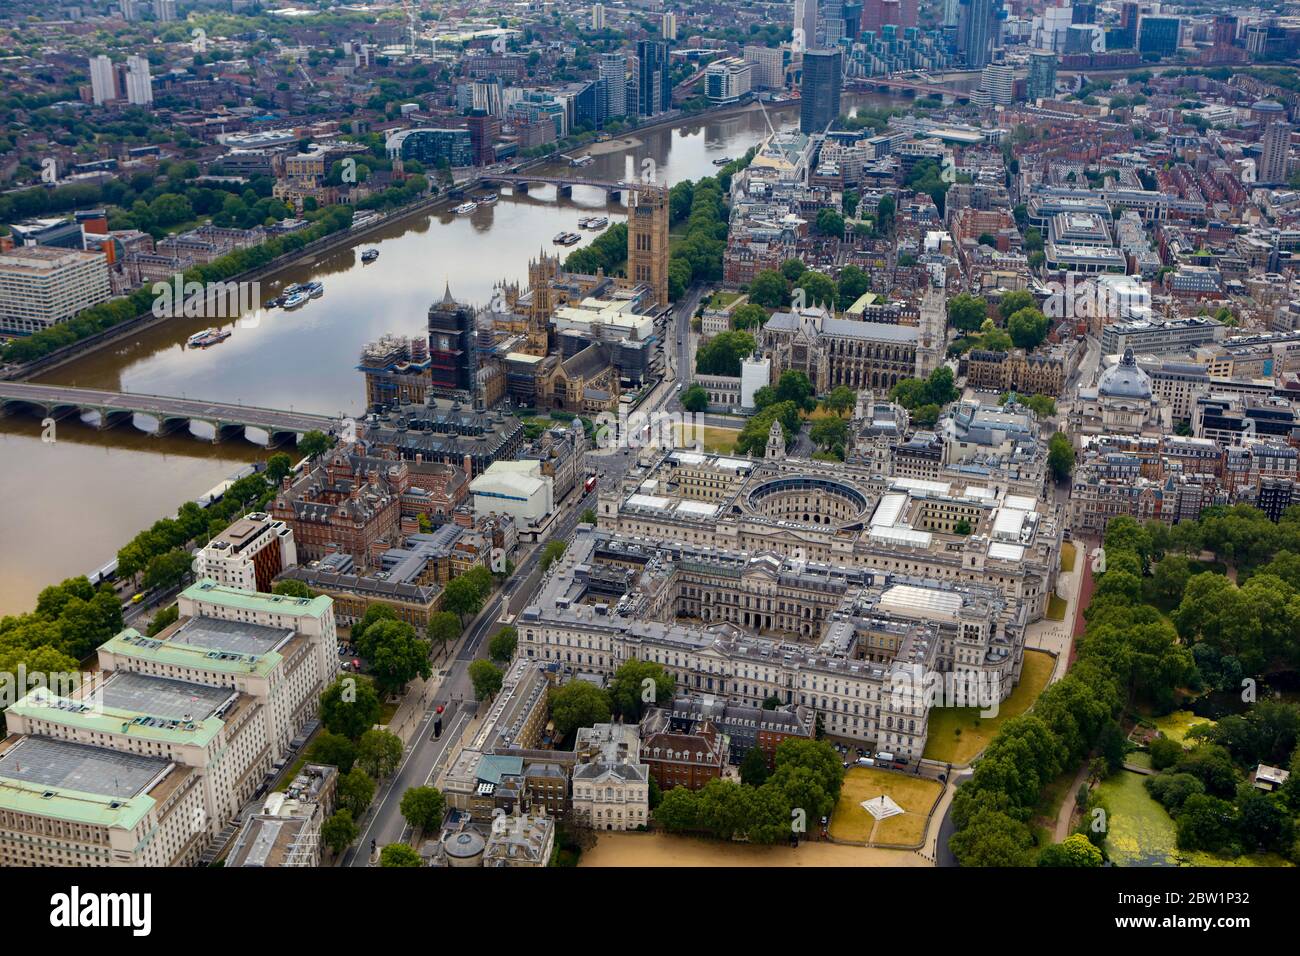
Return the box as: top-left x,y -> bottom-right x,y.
1046,592 -> 1068,620
674,423 -> 740,453
707,290 -> 742,310
828,767 -> 943,846
1061,541 -> 1077,573
921,649 -> 1056,765
1152,709 -> 1216,744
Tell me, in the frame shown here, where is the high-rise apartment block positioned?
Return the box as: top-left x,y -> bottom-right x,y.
598,52 -> 627,119
1259,121 -> 1292,185
89,54 -> 117,105
125,54 -> 153,106
636,40 -> 671,117
1026,49 -> 1057,101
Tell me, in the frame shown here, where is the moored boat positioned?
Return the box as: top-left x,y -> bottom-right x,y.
186,327 -> 231,348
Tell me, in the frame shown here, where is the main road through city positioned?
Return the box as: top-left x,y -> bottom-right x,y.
344,485 -> 597,865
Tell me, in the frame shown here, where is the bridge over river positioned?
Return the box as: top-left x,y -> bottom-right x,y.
0,382 -> 336,447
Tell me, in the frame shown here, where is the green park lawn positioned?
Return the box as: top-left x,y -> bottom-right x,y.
674,423 -> 739,453
829,767 -> 942,846
1046,592 -> 1068,621
1061,541 -> 1077,573
922,649 -> 1055,765
1150,709 -> 1216,744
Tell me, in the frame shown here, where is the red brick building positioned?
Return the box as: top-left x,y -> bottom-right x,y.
639,708 -> 728,791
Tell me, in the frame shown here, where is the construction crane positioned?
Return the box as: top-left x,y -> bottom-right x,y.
401,0 -> 420,56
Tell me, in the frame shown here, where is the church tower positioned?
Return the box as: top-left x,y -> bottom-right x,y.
626,183 -> 669,308
765,419 -> 784,460
526,250 -> 560,355
916,273 -> 946,379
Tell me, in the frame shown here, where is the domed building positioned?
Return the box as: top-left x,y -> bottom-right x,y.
1071,348 -> 1170,437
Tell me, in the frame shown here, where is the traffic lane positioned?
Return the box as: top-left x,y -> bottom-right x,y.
346,488 -> 594,861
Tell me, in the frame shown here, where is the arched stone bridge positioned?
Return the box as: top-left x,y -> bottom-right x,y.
0,381 -> 337,447
480,173 -> 661,201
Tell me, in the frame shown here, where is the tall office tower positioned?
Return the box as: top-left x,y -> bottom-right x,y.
152,0 -> 176,21
1026,48 -> 1057,101
795,0 -> 819,50
599,52 -> 627,119
1212,14 -> 1237,49
119,0 -> 138,20
89,54 -> 117,105
662,12 -> 677,40
822,0 -> 846,44
1072,3 -> 1096,24
843,1 -> 863,38
864,0 -> 918,35
958,0 -> 998,67
637,40 -> 672,117
1138,16 -> 1181,56
1117,1 -> 1139,47
981,62 -> 1014,104
799,48 -> 842,134
627,184 -> 669,308
943,0 -> 960,28
591,3 -> 605,30
125,54 -> 153,106
1259,121 -> 1293,184
427,284 -> 476,392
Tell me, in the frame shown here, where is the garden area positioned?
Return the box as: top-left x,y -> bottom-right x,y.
946,507 -> 1300,867
922,649 -> 1055,765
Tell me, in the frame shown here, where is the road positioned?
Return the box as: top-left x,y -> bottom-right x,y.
343,485 -> 597,865
656,283 -> 706,417
0,381 -> 333,434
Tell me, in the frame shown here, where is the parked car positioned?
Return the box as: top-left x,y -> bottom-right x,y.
856,757 -> 875,767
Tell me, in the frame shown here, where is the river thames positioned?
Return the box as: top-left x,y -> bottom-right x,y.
0,95 -> 894,614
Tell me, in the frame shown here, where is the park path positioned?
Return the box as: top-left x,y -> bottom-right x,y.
1053,763 -> 1091,843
